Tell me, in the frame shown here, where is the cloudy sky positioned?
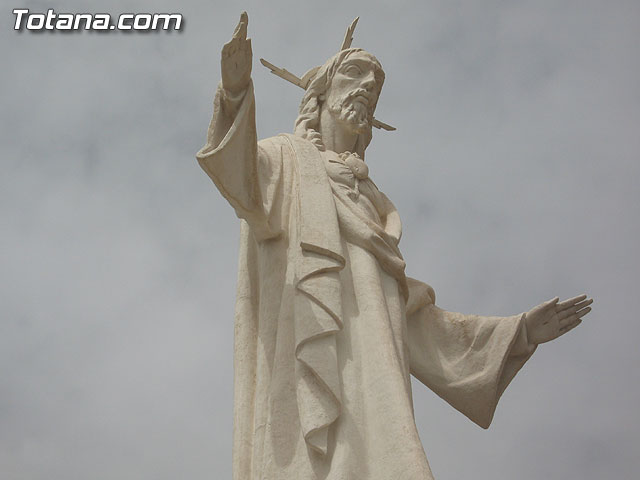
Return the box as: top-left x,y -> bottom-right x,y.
1,0 -> 638,479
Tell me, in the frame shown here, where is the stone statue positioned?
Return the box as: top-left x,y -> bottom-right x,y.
196,13 -> 592,480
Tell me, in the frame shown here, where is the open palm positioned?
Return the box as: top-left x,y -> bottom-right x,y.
221,12 -> 252,94
525,294 -> 592,345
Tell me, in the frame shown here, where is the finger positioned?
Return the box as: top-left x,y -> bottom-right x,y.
562,306 -> 592,323
575,306 -> 592,318
542,296 -> 559,311
556,294 -> 587,311
557,299 -> 593,320
559,306 -> 591,325
573,298 -> 593,312
233,22 -> 246,40
559,319 -> 582,334
557,294 -> 587,310
233,12 -> 248,40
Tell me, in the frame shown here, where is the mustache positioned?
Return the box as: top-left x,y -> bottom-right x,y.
344,88 -> 373,104
326,88 -> 376,134
336,89 -> 376,121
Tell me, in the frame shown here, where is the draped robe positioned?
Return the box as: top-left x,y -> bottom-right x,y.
196,81 -> 536,480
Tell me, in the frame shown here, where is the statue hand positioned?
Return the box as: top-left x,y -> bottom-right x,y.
221,12 -> 252,94
525,294 -> 592,345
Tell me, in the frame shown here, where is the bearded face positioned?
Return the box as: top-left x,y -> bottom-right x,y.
327,88 -> 375,134
322,52 -> 383,135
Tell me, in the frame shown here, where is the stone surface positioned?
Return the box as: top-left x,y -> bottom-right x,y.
196,13 -> 592,480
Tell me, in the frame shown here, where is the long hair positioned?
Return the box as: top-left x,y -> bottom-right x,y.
293,48 -> 384,157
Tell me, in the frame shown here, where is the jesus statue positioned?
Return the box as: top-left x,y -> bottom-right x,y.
196,13 -> 592,480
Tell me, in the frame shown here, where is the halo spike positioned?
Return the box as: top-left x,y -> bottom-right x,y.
340,17 -> 359,51
259,58 -> 306,89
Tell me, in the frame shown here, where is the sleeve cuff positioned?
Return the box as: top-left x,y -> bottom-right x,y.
510,313 -> 536,357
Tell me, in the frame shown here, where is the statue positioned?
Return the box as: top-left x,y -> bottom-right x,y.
196,13 -> 592,480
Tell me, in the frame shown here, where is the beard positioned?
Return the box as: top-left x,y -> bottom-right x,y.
327,89 -> 374,134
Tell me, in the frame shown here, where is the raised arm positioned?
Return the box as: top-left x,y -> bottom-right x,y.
197,13 -> 285,240
202,12 -> 253,150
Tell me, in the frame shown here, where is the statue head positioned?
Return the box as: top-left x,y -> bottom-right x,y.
294,48 -> 385,156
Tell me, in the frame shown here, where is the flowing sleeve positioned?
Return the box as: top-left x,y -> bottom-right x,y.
406,278 -> 536,428
196,80 -> 286,241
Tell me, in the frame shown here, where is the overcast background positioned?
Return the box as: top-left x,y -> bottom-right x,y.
1,0 -> 638,479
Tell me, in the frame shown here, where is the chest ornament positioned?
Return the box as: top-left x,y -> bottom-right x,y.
338,151 -> 369,200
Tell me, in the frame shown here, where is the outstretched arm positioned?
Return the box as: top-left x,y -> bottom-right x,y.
405,279 -> 593,428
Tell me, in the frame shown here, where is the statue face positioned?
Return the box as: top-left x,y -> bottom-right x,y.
324,51 -> 384,134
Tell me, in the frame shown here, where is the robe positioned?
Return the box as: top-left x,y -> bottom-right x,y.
196,81 -> 536,480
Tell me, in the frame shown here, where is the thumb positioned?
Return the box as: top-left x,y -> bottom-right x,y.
545,296 -> 560,308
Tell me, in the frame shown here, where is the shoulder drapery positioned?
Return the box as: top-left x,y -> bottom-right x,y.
197,83 -> 350,457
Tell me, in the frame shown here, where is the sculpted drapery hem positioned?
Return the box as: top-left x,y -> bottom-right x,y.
197,81 -> 536,480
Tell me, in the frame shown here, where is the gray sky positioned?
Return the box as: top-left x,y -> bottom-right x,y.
1,1 -> 638,479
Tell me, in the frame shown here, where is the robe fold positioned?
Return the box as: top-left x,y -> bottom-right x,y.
197,81 -> 536,480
